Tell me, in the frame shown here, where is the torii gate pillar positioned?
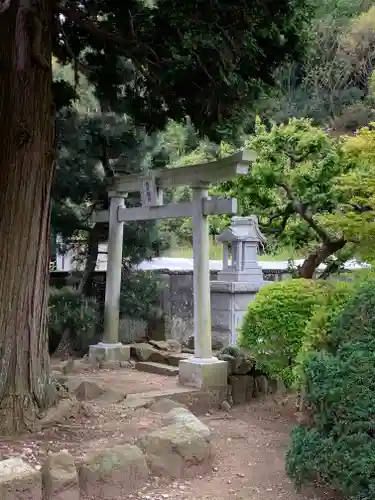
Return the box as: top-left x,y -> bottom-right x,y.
89,190 -> 131,363
178,183 -> 228,389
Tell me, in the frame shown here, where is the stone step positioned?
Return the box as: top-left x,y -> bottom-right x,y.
135,361 -> 179,376
166,352 -> 193,367
124,387 -> 199,410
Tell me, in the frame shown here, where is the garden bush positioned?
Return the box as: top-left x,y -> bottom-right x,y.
286,277 -> 375,500
48,286 -> 100,355
239,279 -> 327,386
120,270 -> 162,320
294,280 -> 355,386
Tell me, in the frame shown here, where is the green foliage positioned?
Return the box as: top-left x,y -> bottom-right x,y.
323,125 -> 375,263
241,118 -> 345,242
54,107 -> 167,240
252,1 -> 375,131
217,118 -> 350,277
217,345 -> 256,375
239,279 -> 326,385
120,270 -> 162,320
48,287 -> 100,354
57,0 -> 315,140
314,0 -> 372,24
218,345 -> 242,358
156,119 -> 200,164
337,6 -> 375,93
286,277 -> 375,500
53,94 -> 170,286
158,136 -> 222,245
294,279 -> 354,385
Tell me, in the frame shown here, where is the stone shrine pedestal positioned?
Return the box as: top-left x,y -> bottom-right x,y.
211,281 -> 263,346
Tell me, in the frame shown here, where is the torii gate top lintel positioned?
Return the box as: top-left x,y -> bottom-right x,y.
111,150 -> 256,194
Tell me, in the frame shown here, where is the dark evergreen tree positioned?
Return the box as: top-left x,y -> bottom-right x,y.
54,106 -> 170,294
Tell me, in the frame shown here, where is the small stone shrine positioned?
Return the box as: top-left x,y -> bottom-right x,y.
211,216 -> 266,346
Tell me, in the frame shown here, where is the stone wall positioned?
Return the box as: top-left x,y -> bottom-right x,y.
50,268 -> 287,344
158,268 -> 284,344
159,268 -> 283,319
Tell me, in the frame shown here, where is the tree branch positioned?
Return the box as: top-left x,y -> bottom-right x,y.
279,182 -> 336,243
0,0 -> 11,16
263,210 -> 288,226
57,6 -> 158,83
262,203 -> 294,233
283,149 -> 312,165
58,7 -> 131,49
277,212 -> 292,235
349,203 -> 374,213
55,16 -> 93,81
100,139 -> 116,179
318,258 -> 345,280
176,27 -> 215,84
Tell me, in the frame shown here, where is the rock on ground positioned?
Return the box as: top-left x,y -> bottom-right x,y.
138,408 -> 213,479
184,336 -> 223,352
78,444 -> 149,499
42,451 -> 79,500
130,344 -> 170,363
166,339 -> 182,352
229,375 -> 255,405
0,457 -> 42,500
162,408 -> 211,441
74,381 -> 104,401
39,397 -> 80,428
148,398 -> 187,414
122,399 -> 337,500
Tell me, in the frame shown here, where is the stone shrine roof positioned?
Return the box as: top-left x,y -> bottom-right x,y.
216,216 -> 266,244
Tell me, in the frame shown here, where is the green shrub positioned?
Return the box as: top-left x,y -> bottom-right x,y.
120,270 -> 162,320
294,280 -> 355,386
239,279 -> 327,386
286,277 -> 375,500
48,287 -> 100,355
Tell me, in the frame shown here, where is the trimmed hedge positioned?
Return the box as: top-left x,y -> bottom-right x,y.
239,279 -> 327,386
286,277 -> 375,500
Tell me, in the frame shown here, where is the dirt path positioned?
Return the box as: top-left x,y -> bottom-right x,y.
124,399 -> 338,500
43,361 -> 339,500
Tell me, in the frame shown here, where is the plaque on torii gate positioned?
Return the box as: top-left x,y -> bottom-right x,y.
89,150 -> 256,389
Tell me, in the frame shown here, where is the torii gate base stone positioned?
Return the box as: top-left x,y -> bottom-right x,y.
89,151 -> 256,390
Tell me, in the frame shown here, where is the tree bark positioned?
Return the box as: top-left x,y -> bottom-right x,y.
0,0 -> 56,434
298,238 -> 346,279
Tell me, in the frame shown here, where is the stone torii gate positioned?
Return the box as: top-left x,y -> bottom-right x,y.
89,150 -> 256,389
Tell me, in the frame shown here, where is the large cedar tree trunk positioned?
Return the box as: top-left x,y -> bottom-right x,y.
0,0 -> 56,434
